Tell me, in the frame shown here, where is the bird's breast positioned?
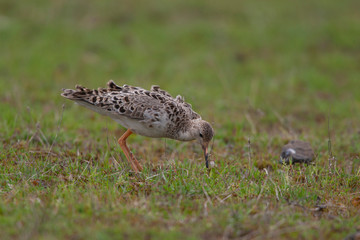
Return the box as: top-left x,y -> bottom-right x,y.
112,116 -> 167,138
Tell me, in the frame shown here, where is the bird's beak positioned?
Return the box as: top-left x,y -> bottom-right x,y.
202,142 -> 209,168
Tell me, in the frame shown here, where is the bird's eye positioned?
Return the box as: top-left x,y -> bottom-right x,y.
199,133 -> 203,138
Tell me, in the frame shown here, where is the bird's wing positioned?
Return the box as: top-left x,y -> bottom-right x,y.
62,81 -> 172,119
150,85 -> 173,98
61,80 -> 201,121
109,81 -> 201,120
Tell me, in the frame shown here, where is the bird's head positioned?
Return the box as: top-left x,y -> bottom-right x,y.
194,120 -> 214,168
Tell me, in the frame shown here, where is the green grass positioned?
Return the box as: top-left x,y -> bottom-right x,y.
1,0 -> 360,239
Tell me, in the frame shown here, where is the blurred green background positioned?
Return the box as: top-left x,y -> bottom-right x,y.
1,0 -> 359,132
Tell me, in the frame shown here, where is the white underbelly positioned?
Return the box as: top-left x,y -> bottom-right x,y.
74,101 -> 169,138
112,117 -> 167,138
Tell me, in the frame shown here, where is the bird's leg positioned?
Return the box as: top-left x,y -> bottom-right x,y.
117,129 -> 143,172
118,130 -> 138,172
129,150 -> 143,172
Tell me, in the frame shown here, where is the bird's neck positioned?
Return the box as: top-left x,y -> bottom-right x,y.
173,119 -> 199,141
176,130 -> 196,141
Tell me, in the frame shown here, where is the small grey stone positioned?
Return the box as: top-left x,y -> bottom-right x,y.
280,140 -> 315,164
344,232 -> 360,240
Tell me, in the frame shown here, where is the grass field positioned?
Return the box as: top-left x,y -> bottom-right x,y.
1,0 -> 360,239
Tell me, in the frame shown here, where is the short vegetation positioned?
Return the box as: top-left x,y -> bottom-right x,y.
0,0 -> 359,239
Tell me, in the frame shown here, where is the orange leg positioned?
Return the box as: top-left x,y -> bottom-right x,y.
117,129 -> 143,172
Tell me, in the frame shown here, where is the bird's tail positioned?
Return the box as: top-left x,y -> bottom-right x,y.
61,85 -> 110,115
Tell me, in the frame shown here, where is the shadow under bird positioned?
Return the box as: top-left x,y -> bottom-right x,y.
61,80 -> 214,172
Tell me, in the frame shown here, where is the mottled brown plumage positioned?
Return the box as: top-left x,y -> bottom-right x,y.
61,80 -> 214,171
